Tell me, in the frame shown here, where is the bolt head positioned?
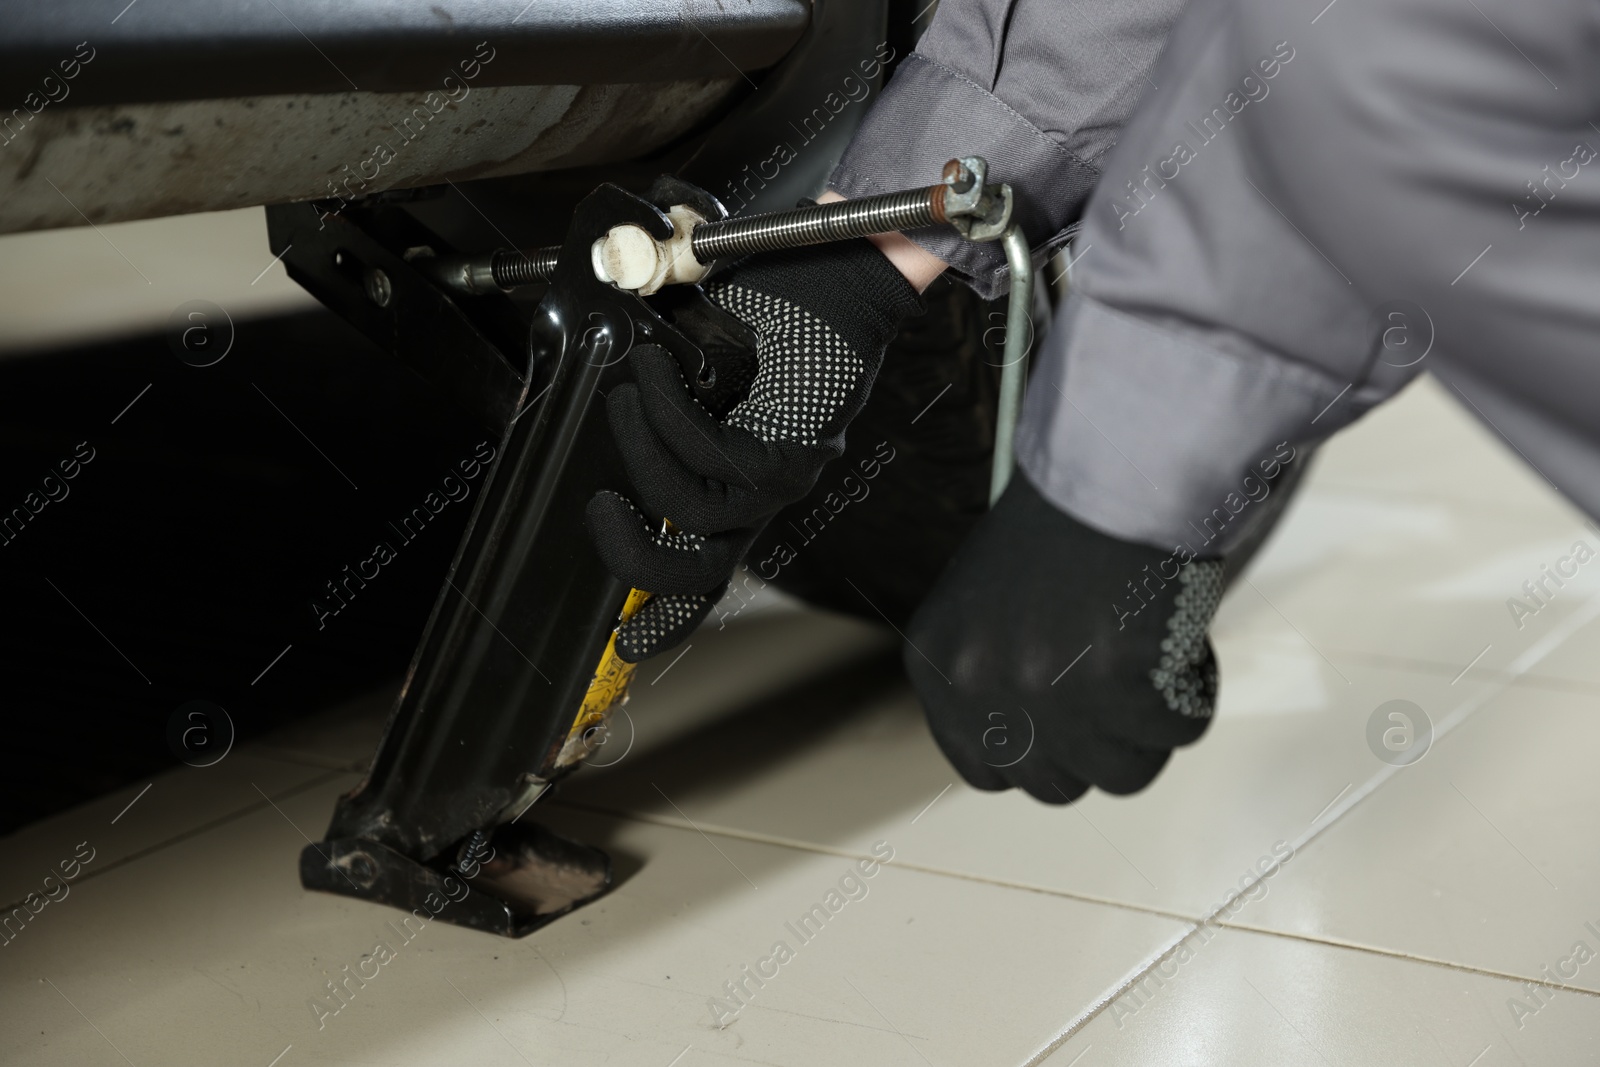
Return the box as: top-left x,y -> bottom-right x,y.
345,851 -> 378,888
364,268 -> 392,308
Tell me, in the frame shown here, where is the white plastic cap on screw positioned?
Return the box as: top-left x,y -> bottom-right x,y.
591,206 -> 710,295
591,224 -> 659,291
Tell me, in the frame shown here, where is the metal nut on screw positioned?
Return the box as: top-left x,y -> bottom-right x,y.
942,158 -> 975,193
364,267 -> 393,308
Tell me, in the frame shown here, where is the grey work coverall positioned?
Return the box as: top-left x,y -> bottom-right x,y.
833,0 -> 1600,554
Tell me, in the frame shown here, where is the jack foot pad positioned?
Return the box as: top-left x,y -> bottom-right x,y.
300,821 -> 612,938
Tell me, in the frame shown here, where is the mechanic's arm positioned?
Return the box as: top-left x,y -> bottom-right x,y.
818,188 -> 948,292
909,0 -> 1600,805
830,0 -> 1185,297
903,0 -> 1382,804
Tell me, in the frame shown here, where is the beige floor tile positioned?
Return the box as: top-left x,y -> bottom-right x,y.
0,774 -> 1188,1067
1219,488 -> 1600,693
560,634 -> 1506,925
1242,677 -> 1600,990
1308,375 -> 1579,524
1223,376 -> 1600,693
1039,926 -> 1600,1067
0,207 -> 317,352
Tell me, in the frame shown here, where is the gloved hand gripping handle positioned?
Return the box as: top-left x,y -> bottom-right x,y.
427,157 -> 1035,502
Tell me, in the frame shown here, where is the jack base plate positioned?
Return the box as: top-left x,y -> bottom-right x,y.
299,821 -> 612,938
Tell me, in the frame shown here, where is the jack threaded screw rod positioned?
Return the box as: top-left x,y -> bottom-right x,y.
423,157 -> 1032,508
489,248 -> 560,287
442,182 -> 956,291
687,185 -> 948,261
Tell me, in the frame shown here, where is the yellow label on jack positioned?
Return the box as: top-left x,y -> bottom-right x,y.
557,586 -> 651,768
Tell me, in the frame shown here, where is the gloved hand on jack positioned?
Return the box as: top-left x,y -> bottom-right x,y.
587,220 -> 1227,807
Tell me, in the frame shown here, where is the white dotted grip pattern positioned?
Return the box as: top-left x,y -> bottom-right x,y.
707,282 -> 864,447
1149,561 -> 1224,718
619,592 -> 713,656
616,495 -> 704,554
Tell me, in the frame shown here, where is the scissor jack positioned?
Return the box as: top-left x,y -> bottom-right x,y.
269,157 -> 1032,936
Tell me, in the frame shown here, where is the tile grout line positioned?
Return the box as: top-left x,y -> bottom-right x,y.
0,767 -> 350,912
1211,918 -> 1600,999
550,798 -> 1202,926
552,797 -> 1600,1000
1016,586 -> 1600,1066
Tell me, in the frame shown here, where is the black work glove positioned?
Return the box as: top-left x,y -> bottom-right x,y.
905,471 -> 1225,803
588,239 -> 924,662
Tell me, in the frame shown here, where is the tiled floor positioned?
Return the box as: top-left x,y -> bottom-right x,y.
4,305 -> 1600,1060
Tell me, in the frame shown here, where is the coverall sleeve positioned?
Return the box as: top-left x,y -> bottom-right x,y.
830,0 -> 1185,298
1013,0 -> 1600,553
